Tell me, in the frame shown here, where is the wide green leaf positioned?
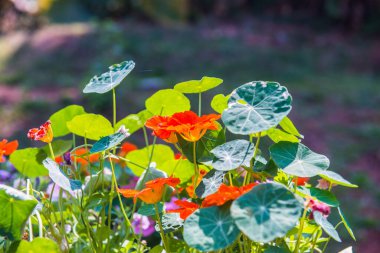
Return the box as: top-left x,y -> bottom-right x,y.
90,130 -> 129,154
83,60 -> 135,94
211,94 -> 229,113
161,158 -> 195,183
222,81 -> 292,135
43,158 -> 82,192
231,182 -> 302,243
145,89 -> 190,116
211,139 -> 254,171
270,142 -> 330,177
9,148 -> 48,177
313,211 -> 341,242
310,188 -> 339,207
115,110 -> 153,134
195,169 -> 225,198
267,128 -> 300,143
319,170 -> 358,188
67,113 -> 114,140
138,203 -> 164,216
9,238 -> 60,253
174,76 -> 223,93
279,117 -> 303,138
126,144 -> 174,176
338,207 -> 356,241
41,139 -> 72,157
0,185 -> 38,240
49,105 -> 86,137
184,206 -> 240,251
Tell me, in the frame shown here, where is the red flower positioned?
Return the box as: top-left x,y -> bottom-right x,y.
119,177 -> 180,204
166,200 -> 199,220
118,142 -> 138,157
145,111 -> 220,143
202,183 -> 257,207
308,199 -> 331,219
0,139 -> 18,162
27,120 -> 53,143
72,148 -> 100,166
293,177 -> 309,186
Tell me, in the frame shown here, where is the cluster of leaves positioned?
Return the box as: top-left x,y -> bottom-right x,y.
0,60 -> 357,253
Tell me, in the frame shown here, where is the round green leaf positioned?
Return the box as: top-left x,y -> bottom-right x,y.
269,142 -> 330,177
145,89 -> 190,116
126,144 -> 174,176
9,148 -> 48,177
9,238 -> 60,252
211,94 -> 230,114
115,110 -> 153,135
0,185 -> 38,240
67,113 -> 114,140
184,206 -> 240,251
319,170 -> 358,188
222,81 -> 292,135
41,140 -> 72,157
231,182 -> 302,243
49,105 -> 86,137
313,211 -> 341,242
174,76 -> 223,93
195,169 -> 225,198
83,60 -> 135,94
211,139 -> 254,171
43,158 -> 82,192
161,158 -> 195,183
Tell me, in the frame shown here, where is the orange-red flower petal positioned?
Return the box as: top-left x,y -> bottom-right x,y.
0,139 -> 18,162
166,200 -> 199,220
27,120 -> 53,143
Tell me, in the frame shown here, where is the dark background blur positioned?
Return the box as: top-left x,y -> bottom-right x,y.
0,0 -> 379,252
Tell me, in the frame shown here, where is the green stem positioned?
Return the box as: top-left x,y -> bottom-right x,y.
192,141 -> 199,196
294,206 -> 308,253
48,142 -> 55,159
155,203 -> 170,251
112,88 -> 117,129
58,188 -> 69,250
198,92 -> 202,116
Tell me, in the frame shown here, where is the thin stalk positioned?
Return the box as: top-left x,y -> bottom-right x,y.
192,141 -> 199,195
48,142 -> 55,159
35,210 -> 43,237
198,92 -> 202,116
228,172 -> 234,186
26,179 -> 33,241
321,221 -> 343,253
112,88 -> 117,129
294,206 -> 308,253
58,188 -> 69,250
155,203 -> 170,251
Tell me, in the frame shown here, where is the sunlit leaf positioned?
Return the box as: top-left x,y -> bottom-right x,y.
313,211 -> 341,242
267,128 -> 300,143
195,169 -> 225,198
90,131 -> 129,153
9,238 -> 60,253
222,81 -> 292,135
338,207 -> 356,241
319,170 -> 358,188
270,142 -> 330,177
0,185 -> 38,240
279,116 -> 303,138
83,60 -> 135,94
145,89 -> 190,116
41,140 -> 72,157
161,158 -> 195,183
115,110 -> 153,134
9,148 -> 48,177
67,113 -> 114,140
231,182 -> 302,243
49,105 -> 86,137
156,213 -> 183,232
174,76 -> 223,93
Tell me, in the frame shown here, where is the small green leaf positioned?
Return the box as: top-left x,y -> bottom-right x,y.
138,203 -> 163,216
222,81 -> 292,135
211,139 -> 254,171
313,211 -> 341,242
231,182 -> 302,243
83,60 -> 135,94
161,158 -> 195,183
267,128 -> 300,143
115,110 -> 153,135
319,170 -> 358,188
279,117 -> 303,138
9,148 -> 48,177
338,207 -> 356,241
310,188 -> 339,207
42,158 -> 82,192
41,139 -> 72,157
90,131 -> 129,153
49,105 -> 86,137
0,185 -> 38,240
184,206 -> 240,251
195,169 -> 225,198
67,113 -> 114,140
211,94 -> 230,113
145,89 -> 190,116
9,238 -> 60,252
126,144 -> 174,176
270,142 -> 330,177
174,76 -> 223,93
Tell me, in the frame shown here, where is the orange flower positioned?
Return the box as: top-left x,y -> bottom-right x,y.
202,183 -> 257,208
0,139 -> 18,162
167,200 -> 199,220
293,177 -> 309,186
118,142 -> 138,157
145,111 -> 220,143
72,148 -> 99,166
119,177 -> 180,204
27,120 -> 53,143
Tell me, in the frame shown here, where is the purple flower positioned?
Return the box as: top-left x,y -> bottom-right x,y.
131,213 -> 155,237
63,152 -> 71,165
165,197 -> 181,211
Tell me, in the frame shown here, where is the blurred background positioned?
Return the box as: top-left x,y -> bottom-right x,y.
0,0 -> 379,252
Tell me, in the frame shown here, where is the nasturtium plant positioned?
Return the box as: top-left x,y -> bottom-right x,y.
0,61 -> 357,253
